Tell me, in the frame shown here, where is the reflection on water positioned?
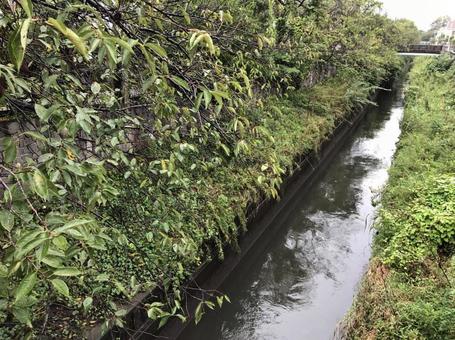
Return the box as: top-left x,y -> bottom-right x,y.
182,86 -> 404,340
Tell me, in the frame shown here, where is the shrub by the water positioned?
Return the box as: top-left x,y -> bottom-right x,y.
343,56 -> 455,340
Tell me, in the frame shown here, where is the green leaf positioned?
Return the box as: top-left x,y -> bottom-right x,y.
195,92 -> 203,110
36,240 -> 49,261
34,104 -> 52,121
205,301 -> 215,310
52,267 -> 82,277
203,89 -> 212,109
38,153 -> 54,163
14,272 -> 37,303
8,25 -> 25,72
95,273 -> 109,282
114,280 -> 127,296
12,306 -> 32,328
83,296 -> 93,312
170,76 -> 190,91
139,44 -> 156,74
19,0 -> 33,18
53,219 -> 94,234
51,279 -> 70,298
104,39 -> 118,66
52,235 -> 68,250
33,169 -> 49,199
182,9 -> 191,25
0,210 -> 15,232
1,136 -> 17,164
107,37 -> 136,66
15,235 -> 48,260
216,295 -> 223,308
7,21 -> 27,71
16,230 -> 44,248
23,131 -> 47,142
211,90 -> 229,99
158,315 -> 170,328
47,18 -> 88,59
42,256 -> 62,268
147,43 -> 167,57
64,163 -> 86,177
194,302 -> 203,324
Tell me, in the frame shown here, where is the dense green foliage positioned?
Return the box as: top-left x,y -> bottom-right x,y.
344,56 -> 455,339
393,19 -> 421,49
0,0 -> 405,337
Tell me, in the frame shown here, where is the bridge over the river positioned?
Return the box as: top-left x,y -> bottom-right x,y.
398,44 -> 445,56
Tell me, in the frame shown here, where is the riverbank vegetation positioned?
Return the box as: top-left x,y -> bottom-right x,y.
343,56 -> 455,339
0,0 -> 415,337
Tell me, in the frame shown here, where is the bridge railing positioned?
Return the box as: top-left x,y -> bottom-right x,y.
399,44 -> 444,54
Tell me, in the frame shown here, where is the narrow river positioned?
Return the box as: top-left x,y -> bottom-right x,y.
181,83 -> 404,340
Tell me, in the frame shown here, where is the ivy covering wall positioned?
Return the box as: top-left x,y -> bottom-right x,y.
0,0 -> 411,337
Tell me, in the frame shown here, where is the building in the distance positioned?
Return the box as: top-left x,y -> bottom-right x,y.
437,19 -> 455,50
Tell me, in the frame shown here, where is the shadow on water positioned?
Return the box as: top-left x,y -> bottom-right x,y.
181,84 -> 404,340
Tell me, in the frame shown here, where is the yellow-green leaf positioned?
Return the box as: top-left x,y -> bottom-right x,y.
139,44 -> 156,74
53,267 -> 82,277
0,210 -> 15,232
8,25 -> 24,71
51,279 -> 70,298
19,0 -> 33,18
170,76 -> 190,91
47,18 -> 88,59
1,136 -> 17,164
147,43 -> 167,58
83,296 -> 93,312
203,89 -> 212,109
32,169 -> 49,199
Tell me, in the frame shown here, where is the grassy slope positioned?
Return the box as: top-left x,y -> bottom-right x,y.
343,57 -> 455,339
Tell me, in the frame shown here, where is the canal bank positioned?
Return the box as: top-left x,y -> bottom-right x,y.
341,56 -> 455,340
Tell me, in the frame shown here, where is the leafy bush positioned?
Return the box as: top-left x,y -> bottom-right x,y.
425,54 -> 455,73
381,175 -> 455,270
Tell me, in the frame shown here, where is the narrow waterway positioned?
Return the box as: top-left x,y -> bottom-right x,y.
181,83 -> 404,340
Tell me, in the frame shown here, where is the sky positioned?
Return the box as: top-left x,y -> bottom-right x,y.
380,0 -> 455,30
